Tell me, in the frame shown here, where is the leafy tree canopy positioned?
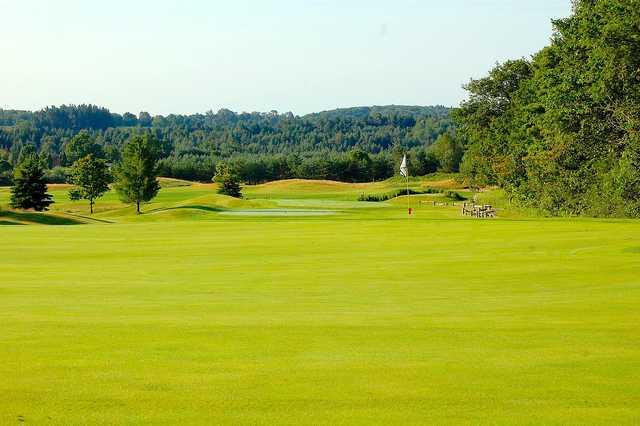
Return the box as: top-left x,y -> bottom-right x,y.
454,0 -> 640,216
69,154 -> 111,214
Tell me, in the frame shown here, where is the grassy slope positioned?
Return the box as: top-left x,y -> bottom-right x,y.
1,176 -> 639,424
0,175 -> 464,223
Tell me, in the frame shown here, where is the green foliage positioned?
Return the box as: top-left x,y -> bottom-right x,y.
69,155 -> 112,214
358,187 -> 443,202
413,150 -> 439,175
114,134 -> 161,214
64,131 -> 104,165
213,162 -> 242,198
44,166 -> 70,184
0,158 -> 12,185
454,0 -> 640,217
443,190 -> 466,201
17,144 -> 38,165
0,105 -> 454,183
9,155 -> 54,211
429,133 -> 464,172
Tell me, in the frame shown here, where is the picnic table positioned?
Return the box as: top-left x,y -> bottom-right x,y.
461,202 -> 496,218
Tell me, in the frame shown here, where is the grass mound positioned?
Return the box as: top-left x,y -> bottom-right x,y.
158,177 -> 195,188
0,210 -> 84,225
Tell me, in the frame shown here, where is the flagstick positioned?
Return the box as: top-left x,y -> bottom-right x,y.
406,174 -> 410,217
400,154 -> 410,217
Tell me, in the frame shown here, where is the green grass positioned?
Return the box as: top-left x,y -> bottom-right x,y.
1,176 -> 639,424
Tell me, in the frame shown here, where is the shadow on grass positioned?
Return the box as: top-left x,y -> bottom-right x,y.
64,213 -> 114,224
0,220 -> 24,226
0,210 -> 84,225
147,205 -> 224,214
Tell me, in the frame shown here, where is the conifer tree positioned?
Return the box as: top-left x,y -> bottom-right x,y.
10,155 -> 54,211
114,134 -> 160,214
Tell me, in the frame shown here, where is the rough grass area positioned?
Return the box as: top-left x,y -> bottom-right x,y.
1,175 -> 639,424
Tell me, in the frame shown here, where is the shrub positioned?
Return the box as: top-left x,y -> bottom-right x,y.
444,190 -> 466,201
358,188 -> 443,202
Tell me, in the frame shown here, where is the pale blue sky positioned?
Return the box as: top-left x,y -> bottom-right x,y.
0,0 -> 571,115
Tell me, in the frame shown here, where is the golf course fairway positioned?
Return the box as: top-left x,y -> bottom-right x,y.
1,180 -> 639,424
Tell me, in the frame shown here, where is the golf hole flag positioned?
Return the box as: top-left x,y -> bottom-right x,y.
400,155 -> 408,177
400,155 -> 412,215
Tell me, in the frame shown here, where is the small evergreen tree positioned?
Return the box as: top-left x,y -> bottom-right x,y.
213,162 -> 242,198
10,155 -> 54,211
114,134 -> 160,214
69,154 -> 111,214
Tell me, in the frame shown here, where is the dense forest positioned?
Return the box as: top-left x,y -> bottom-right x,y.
0,105 -> 459,185
455,0 -> 640,217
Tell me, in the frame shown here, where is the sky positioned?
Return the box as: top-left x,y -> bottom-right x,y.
0,0 -> 572,116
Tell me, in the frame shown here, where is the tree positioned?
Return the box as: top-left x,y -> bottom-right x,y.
138,112 -> 152,127
414,149 -> 439,175
114,134 -> 160,214
9,156 -> 54,211
64,131 -> 104,165
429,133 -> 464,172
213,162 -> 242,198
0,158 -> 11,185
68,155 -> 111,214
17,144 -> 37,165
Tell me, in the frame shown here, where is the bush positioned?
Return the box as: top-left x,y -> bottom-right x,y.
444,190 -> 466,201
358,188 -> 443,202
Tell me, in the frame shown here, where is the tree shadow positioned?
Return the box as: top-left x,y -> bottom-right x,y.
151,205 -> 224,214
63,213 -> 114,224
0,210 -> 84,225
0,220 -> 24,226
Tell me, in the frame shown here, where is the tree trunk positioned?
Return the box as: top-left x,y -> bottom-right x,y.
90,200 -> 94,214
136,200 -> 141,215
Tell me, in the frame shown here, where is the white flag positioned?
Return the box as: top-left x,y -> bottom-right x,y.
400,155 -> 408,177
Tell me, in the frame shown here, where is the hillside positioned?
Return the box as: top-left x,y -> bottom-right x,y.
0,104 -> 457,184
304,105 -> 451,121
0,174 -> 477,225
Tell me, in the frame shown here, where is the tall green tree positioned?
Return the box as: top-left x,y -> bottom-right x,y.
68,155 -> 111,214
9,156 -> 54,211
114,134 -> 160,214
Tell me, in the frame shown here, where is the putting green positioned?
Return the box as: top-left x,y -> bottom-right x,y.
1,178 -> 639,424
220,209 -> 337,216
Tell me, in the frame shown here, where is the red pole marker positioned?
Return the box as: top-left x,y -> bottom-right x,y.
408,208 -> 413,215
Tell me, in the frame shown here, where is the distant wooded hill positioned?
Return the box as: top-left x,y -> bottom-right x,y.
0,104 -> 450,130
0,104 -> 460,184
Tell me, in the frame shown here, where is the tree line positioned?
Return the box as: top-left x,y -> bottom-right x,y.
1,105 -> 463,188
454,0 -> 640,217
